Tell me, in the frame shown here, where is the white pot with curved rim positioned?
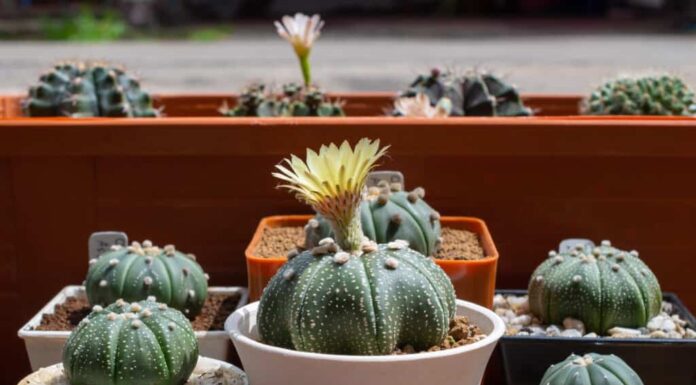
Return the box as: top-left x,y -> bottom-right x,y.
225,300 -> 505,385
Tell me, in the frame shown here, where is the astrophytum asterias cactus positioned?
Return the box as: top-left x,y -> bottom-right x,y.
85,240 -> 209,318
540,353 -> 643,385
304,180 -> 441,256
258,138 -> 456,355
528,240 -> 662,334
63,298 -> 198,385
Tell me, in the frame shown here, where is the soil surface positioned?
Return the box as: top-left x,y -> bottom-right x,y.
254,225 -> 485,260
393,316 -> 486,354
34,292 -> 241,332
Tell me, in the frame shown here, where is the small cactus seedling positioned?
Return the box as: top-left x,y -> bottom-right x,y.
586,74 -> 696,116
528,241 -> 662,334
540,353 -> 643,385
259,138 -> 456,355
221,83 -> 344,117
85,240 -> 209,318
397,68 -> 532,117
63,298 -> 198,385
24,61 -> 159,118
304,181 -> 441,256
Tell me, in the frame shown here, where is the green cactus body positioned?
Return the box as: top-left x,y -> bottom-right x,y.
63,298 -> 198,385
540,353 -> 643,385
258,241 -> 455,355
586,75 -> 696,116
398,68 -> 532,117
24,61 -> 159,118
85,241 -> 209,318
304,182 -> 441,256
528,240 -> 662,334
222,83 -> 344,117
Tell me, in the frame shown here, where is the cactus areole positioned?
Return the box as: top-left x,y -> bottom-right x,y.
528,241 -> 662,334
85,241 -> 209,318
259,138 -> 456,355
540,353 -> 643,385
63,298 -> 198,385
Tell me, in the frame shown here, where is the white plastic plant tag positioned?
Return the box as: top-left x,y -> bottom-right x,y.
367,171 -> 405,189
559,238 -> 595,254
89,231 -> 128,260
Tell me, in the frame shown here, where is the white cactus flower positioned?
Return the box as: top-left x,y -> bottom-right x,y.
394,93 -> 451,118
274,13 -> 325,86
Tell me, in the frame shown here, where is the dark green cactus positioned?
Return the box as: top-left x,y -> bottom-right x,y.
398,68 -> 532,117
63,298 -> 198,385
221,82 -> 344,117
304,181 -> 441,256
24,61 -> 159,118
85,240 -> 209,318
260,138 -> 456,355
528,240 -> 662,334
586,74 -> 696,116
540,353 -> 643,385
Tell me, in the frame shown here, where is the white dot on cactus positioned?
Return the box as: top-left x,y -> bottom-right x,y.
283,268 -> 295,280
143,276 -> 153,286
81,318 -> 90,324
553,256 -> 564,264
307,218 -> 319,228
414,187 -> 426,199
184,308 -> 190,314
390,213 -> 402,224
145,256 -> 153,264
407,192 -> 418,203
110,244 -> 122,251
108,258 -> 119,266
333,252 -> 350,265
616,254 -> 625,262
318,237 -> 335,246
612,264 -> 620,272
116,299 -> 126,307
593,247 -> 601,255
168,322 -> 176,331
361,241 -> 377,253
89,258 -> 97,265
131,320 -> 142,329
572,275 -> 583,283
601,240 -> 611,247
93,305 -> 103,313
430,211 -> 441,221
377,194 -> 389,205
158,303 -> 168,310
147,295 -> 156,301
164,244 -> 176,256
187,253 -> 197,261
107,312 -> 118,321
630,250 -> 639,257
130,303 -> 142,313
182,267 -> 189,276
574,244 -> 585,251
188,290 -> 195,298
131,241 -> 141,248
385,257 -> 399,270
641,269 -> 649,276
142,240 -> 153,248
99,279 -> 108,287
388,240 -> 409,250
204,273 -> 210,281
548,250 -> 557,258
535,275 -> 544,282
141,309 -> 152,318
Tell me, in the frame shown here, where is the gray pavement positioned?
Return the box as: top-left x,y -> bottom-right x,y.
1,26 -> 695,94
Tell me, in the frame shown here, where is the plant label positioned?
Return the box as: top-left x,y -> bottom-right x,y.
559,238 -> 595,254
89,231 -> 128,260
367,171 -> 405,188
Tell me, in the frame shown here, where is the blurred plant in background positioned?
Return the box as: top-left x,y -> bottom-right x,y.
41,5 -> 127,41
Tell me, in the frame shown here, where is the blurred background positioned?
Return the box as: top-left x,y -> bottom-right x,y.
0,1 -> 694,96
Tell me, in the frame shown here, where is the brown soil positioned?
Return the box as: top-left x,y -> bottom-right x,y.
34,292 -> 241,332
254,225 -> 484,260
392,316 -> 487,354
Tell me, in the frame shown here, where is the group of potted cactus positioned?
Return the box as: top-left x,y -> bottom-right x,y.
8,11 -> 696,385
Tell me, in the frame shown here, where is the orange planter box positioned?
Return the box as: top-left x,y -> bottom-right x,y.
245,215 -> 499,308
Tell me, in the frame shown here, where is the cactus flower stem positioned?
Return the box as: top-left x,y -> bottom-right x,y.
299,54 -> 312,88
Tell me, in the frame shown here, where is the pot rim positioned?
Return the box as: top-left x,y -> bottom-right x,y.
225,299 -> 505,362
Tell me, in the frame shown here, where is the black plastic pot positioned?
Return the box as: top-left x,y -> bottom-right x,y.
496,289 -> 696,385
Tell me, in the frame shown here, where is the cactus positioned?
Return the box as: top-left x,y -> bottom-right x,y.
397,68 -> 532,117
586,74 -> 696,116
304,181 -> 441,256
540,353 -> 643,385
24,61 -> 159,118
259,138 -> 456,355
63,298 -> 198,385
222,83 -> 344,117
85,240 -> 209,318
528,240 -> 662,334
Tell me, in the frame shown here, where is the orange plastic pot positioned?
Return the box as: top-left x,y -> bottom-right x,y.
245,215 -> 499,308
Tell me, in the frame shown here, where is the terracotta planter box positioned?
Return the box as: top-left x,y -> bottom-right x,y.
245,215 -> 499,307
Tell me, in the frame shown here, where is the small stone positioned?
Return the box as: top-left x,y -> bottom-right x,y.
333,252 -> 350,265
545,325 -> 561,336
507,296 -> 530,314
649,330 -> 668,338
562,318 -> 585,334
685,329 -> 696,339
608,327 -> 641,337
560,329 -> 582,338
671,314 -> 687,327
583,332 -> 598,338
493,294 -> 507,309
387,239 -> 409,250
510,315 -> 532,326
667,331 -> 683,339
517,331 -> 530,336
92,305 -> 103,312
385,257 -> 399,269
661,301 -> 673,314
503,309 -> 516,321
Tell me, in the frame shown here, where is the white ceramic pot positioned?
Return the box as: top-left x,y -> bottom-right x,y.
226,300 -> 505,385
18,285 -> 248,370
17,356 -> 247,385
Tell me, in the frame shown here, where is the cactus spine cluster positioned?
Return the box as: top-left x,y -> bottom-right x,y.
304,181 -> 441,256
259,138 -> 456,355
540,353 -> 643,385
85,241 -> 209,318
25,61 -> 159,118
528,240 -> 662,334
222,83 -> 344,117
398,68 -> 532,117
63,298 -> 198,385
586,74 -> 696,116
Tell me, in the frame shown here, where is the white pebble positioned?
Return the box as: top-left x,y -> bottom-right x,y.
583,333 -> 598,338
649,330 -> 668,338
562,318 -> 586,334
507,296 -> 530,314
685,329 -> 696,339
510,315 -> 532,326
560,329 -> 583,338
545,325 -> 561,336
608,327 -> 641,337
667,331 -> 683,339
493,294 -> 507,309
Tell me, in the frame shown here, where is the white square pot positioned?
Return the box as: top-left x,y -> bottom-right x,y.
18,285 -> 248,371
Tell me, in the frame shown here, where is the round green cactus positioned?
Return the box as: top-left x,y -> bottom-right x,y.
304,182 -> 441,256
586,74 -> 696,116
85,240 -> 209,318
259,138 -> 456,355
540,353 -> 643,385
528,240 -> 662,334
222,83 -> 344,117
24,61 -> 159,118
63,298 -> 198,385
398,68 -> 532,117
